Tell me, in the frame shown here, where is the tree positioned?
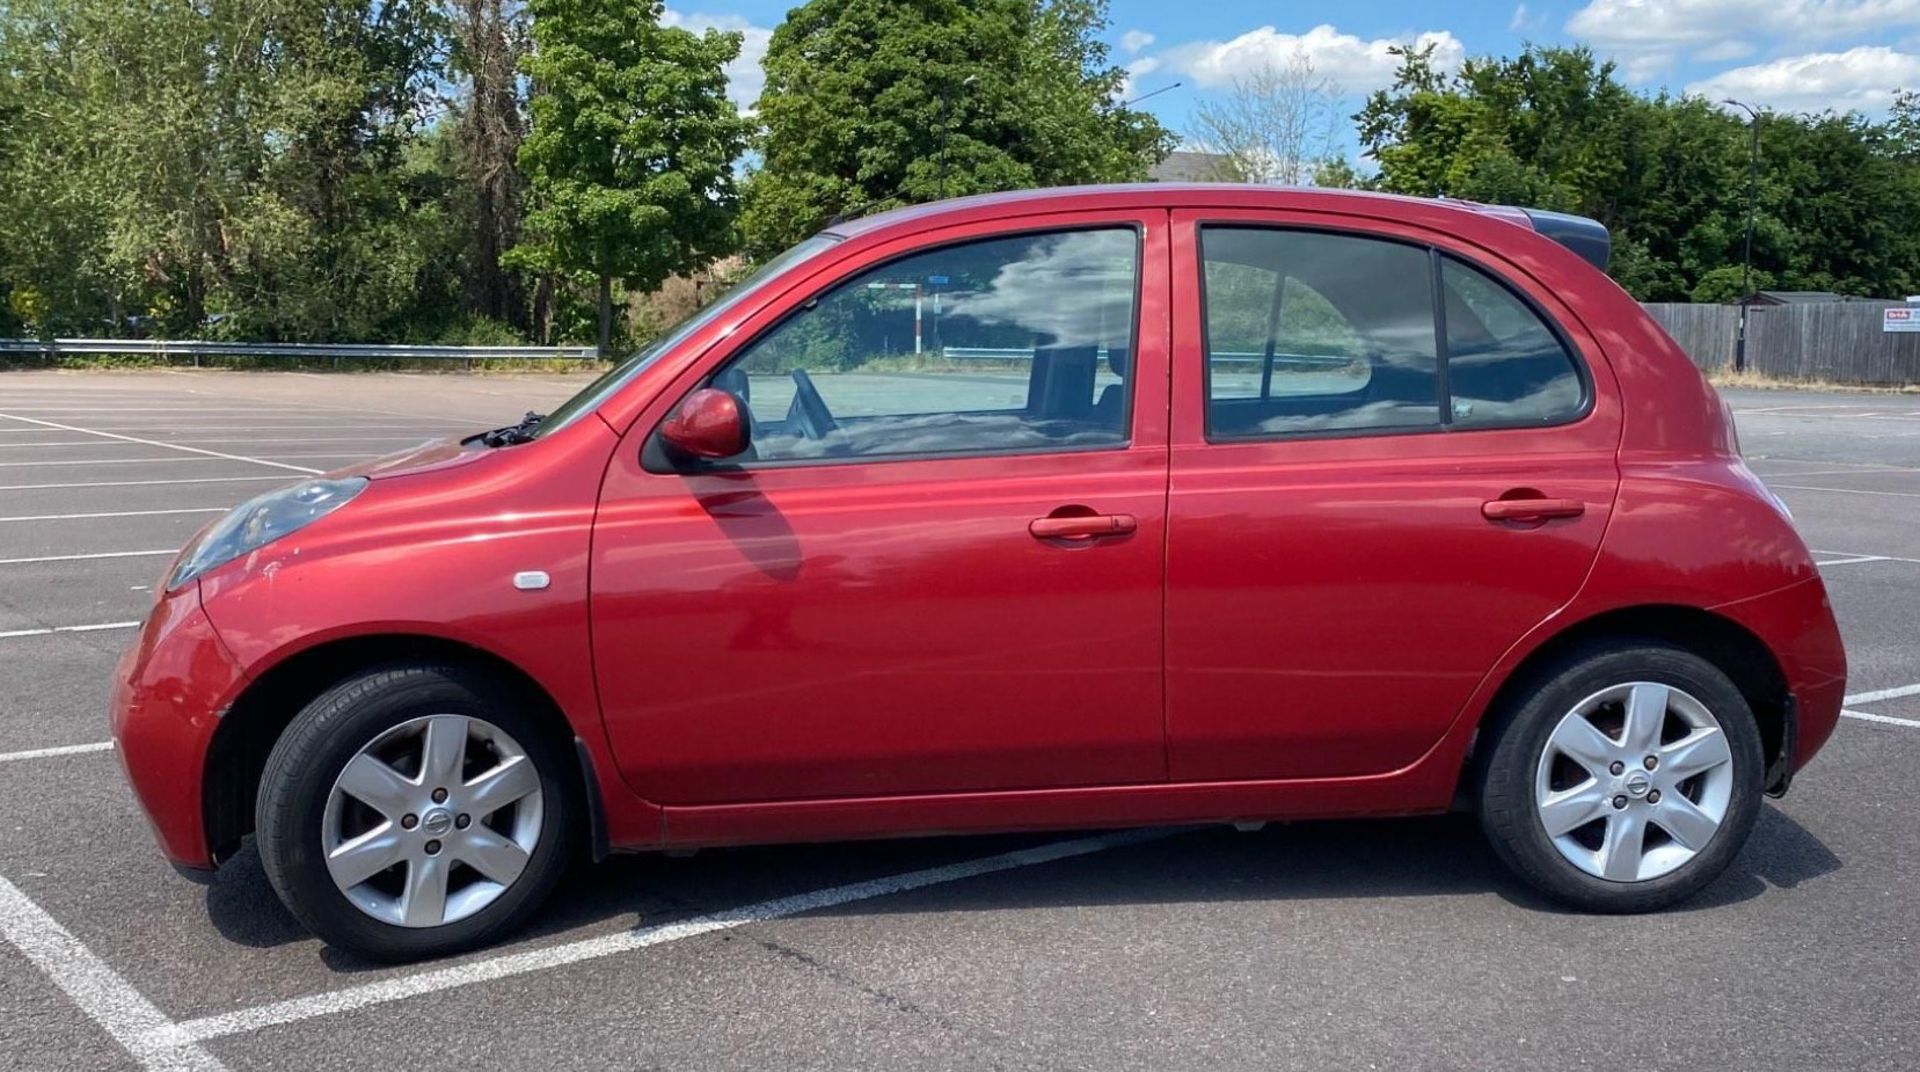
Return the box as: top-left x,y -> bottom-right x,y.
0,0 -> 457,339
509,0 -> 750,354
1187,52 -> 1343,185
740,0 -> 1174,257
447,0 -> 531,328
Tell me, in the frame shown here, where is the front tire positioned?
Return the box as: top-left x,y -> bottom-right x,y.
256,664 -> 575,961
1477,640 -> 1765,912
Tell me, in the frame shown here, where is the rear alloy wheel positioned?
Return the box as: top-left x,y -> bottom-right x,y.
1478,642 -> 1765,912
257,664 -> 573,961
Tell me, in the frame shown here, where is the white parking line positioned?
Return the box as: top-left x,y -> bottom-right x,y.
5,425 -> 462,435
1844,709 -> 1920,728
0,414 -> 321,475
1844,683 -> 1920,705
162,828 -> 1176,1047
0,475 -> 289,491
0,875 -> 228,1071
0,508 -> 226,523
142,437 -> 429,446
0,550 -> 173,566
0,457 -> 235,467
1814,555 -> 1892,567
1771,484 -> 1920,500
0,621 -> 141,640
0,741 -> 115,763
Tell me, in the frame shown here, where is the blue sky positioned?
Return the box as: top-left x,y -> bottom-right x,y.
666,1 -> 1920,158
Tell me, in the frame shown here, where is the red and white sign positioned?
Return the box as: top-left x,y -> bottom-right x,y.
1884,307 -> 1920,332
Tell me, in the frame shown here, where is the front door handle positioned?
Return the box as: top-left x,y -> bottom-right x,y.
1482,497 -> 1586,522
1029,513 -> 1138,540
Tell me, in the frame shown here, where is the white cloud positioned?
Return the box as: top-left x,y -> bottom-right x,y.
662,9 -> 774,109
1509,4 -> 1536,33
1686,46 -> 1920,112
1120,29 -> 1156,55
1116,55 -> 1164,100
1568,0 -> 1920,78
1692,39 -> 1756,63
1162,23 -> 1467,94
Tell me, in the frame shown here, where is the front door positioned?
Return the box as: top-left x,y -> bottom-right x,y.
591,215 -> 1172,804
1164,211 -> 1623,782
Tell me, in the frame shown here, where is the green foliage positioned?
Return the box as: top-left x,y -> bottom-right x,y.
1356,43 -> 1920,302
507,0 -> 749,350
508,0 -> 748,289
740,0 -> 1174,257
1689,266 -> 1776,304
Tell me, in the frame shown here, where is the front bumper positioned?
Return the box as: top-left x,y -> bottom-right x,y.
108,582 -> 249,870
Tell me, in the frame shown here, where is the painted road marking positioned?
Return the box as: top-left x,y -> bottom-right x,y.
0,621 -> 141,640
1771,484 -> 1920,500
0,741 -> 115,764
0,476 -> 288,491
0,508 -> 226,523
161,828 -> 1177,1046
1845,683 -> 1920,705
0,414 -> 322,474
0,875 -> 228,1071
1844,709 -> 1920,728
0,550 -> 173,566
0,457 -> 239,467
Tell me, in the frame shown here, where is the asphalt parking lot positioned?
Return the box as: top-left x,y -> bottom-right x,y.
2,370 -> 1917,1071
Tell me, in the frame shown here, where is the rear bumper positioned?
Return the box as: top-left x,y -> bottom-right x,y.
1712,576 -> 1847,779
108,583 -> 249,870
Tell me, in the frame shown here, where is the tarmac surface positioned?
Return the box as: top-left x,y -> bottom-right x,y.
0,371 -> 1915,1071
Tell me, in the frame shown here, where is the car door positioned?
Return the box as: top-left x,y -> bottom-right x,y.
591,212 -> 1172,805
1165,210 -> 1623,782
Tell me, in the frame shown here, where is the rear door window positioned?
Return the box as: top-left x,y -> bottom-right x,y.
1440,257 -> 1585,427
1200,227 -> 1439,437
1198,225 -> 1587,440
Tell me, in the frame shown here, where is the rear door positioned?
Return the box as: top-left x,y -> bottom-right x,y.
590,211 -> 1173,804
1164,209 -> 1622,782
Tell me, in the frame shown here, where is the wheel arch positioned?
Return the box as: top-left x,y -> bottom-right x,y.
1463,603 -> 1792,801
202,633 -> 592,865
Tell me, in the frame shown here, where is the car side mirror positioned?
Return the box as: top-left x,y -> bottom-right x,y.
659,388 -> 750,461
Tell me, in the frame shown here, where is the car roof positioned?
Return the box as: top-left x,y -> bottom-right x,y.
824,184 -> 1615,271
823,183 -> 1453,238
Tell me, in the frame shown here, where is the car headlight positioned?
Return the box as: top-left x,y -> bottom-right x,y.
169,477 -> 368,589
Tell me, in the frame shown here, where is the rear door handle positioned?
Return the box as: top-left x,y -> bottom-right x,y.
1029,514 -> 1138,540
1482,498 -> 1586,522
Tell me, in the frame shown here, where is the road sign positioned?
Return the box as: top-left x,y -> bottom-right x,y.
1884,307 -> 1920,332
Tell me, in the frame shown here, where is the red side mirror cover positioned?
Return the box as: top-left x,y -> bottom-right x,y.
659,388 -> 748,460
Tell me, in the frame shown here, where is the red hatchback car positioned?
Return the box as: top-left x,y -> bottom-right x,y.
112,185 -> 1846,960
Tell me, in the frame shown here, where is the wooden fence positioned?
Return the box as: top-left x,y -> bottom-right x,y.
1641,301 -> 1919,386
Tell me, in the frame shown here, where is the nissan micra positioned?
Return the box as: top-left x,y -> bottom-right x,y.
112,185 -> 1846,961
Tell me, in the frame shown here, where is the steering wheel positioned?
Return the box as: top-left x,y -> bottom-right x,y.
786,368 -> 839,440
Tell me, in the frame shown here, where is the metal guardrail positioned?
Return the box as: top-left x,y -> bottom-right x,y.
0,338 -> 601,364
2,338 -> 1352,372
944,346 -> 1348,368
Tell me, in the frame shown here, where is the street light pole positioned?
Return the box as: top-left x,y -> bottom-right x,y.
1724,98 -> 1762,374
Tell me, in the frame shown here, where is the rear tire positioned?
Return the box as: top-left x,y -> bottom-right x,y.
256,663 -> 575,961
1476,640 -> 1765,912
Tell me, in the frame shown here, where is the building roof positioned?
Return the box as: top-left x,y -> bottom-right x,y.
1148,151 -> 1231,183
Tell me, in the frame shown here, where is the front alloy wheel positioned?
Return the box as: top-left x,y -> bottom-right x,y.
257,664 -> 573,961
323,714 -> 545,928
